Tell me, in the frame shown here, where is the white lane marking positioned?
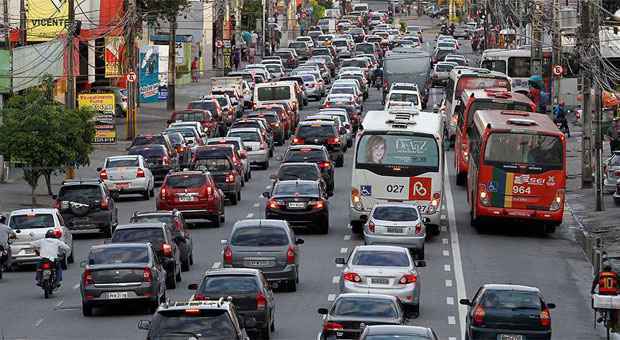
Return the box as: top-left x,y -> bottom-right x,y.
212,262 -> 221,269
446,279 -> 453,287
340,247 -> 348,254
441,226 -> 447,232
445,161 -> 468,337
347,224 -> 352,229
73,283 -> 80,290
344,235 -> 351,241
253,202 -> 260,208
448,316 -> 456,325
443,250 -> 450,257
332,276 -> 340,284
444,264 -> 451,272
336,263 -> 344,268
55,300 -> 64,307
441,214 -> 447,220
328,294 -> 336,301
449,338 -> 457,340
442,238 -> 449,245
246,213 -> 254,218
265,185 -> 272,189
446,297 -> 454,305
35,318 -> 44,327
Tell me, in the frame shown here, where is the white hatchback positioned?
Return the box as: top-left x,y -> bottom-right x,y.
98,155 -> 155,200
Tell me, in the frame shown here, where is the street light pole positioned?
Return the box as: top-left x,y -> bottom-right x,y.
262,0 -> 266,57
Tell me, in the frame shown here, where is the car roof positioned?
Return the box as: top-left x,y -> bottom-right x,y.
90,242 -> 151,250
10,208 -> 57,216
371,202 -> 419,210
353,244 -> 410,253
167,170 -> 207,177
365,325 -> 433,336
115,222 -> 167,230
133,210 -> 175,217
232,219 -> 289,228
336,293 -> 400,302
482,284 -> 541,292
228,127 -> 261,133
279,162 -> 320,168
299,120 -> 336,126
204,267 -> 262,276
389,89 -> 419,95
106,155 -> 140,161
157,300 -> 234,312
287,144 -> 326,151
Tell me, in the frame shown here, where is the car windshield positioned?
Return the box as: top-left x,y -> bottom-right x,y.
481,290 -> 542,310
278,166 -> 319,180
341,60 -> 366,68
273,181 -> 318,196
165,128 -> 196,138
9,214 -> 55,230
297,125 -> 335,138
484,133 -> 563,169
231,226 -> 289,246
228,131 -> 260,142
289,42 -> 306,48
334,40 -> 348,47
214,97 -> 228,107
301,74 -> 316,82
265,65 -> 282,72
248,114 -> 278,123
356,45 -> 374,54
352,250 -> 410,267
58,185 -> 101,201
373,206 -> 419,221
166,175 -> 206,188
437,42 -> 456,49
112,228 -> 164,243
150,311 -> 235,339
284,149 -> 325,162
388,93 -> 418,105
333,297 -> 398,318
165,133 -> 184,145
89,246 -> 149,265
331,87 -> 354,95
106,158 -> 139,168
194,158 -> 232,172
200,275 -> 259,295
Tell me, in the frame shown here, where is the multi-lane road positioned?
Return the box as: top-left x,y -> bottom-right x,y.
0,6 -> 604,340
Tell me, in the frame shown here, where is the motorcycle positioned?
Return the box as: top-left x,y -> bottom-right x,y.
37,258 -> 58,298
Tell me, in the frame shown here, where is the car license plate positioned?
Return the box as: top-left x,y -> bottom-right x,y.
387,227 -> 404,233
178,195 -> 196,202
115,182 -> 129,189
371,278 -> 389,285
498,335 -> 523,340
287,202 -> 305,209
245,260 -> 273,267
107,291 -> 130,299
73,217 -> 90,225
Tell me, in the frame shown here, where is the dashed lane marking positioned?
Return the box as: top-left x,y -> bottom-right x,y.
446,297 -> 454,305
440,214 -> 447,220
344,235 -> 351,241
212,262 -> 221,269
55,300 -> 63,307
448,316 -> 456,325
336,264 -> 344,268
340,247 -> 348,254
265,185 -> 272,189
73,283 -> 80,290
441,226 -> 447,232
35,318 -> 44,327
446,279 -> 453,287
332,276 -> 340,284
253,203 -> 260,208
347,224 -> 352,229
246,213 -> 254,218
443,250 -> 450,257
449,338 -> 457,340
442,238 -> 449,245
328,294 -> 336,301
444,264 -> 451,272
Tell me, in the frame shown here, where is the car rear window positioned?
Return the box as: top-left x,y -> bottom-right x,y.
284,149 -> 326,162
289,42 -> 307,48
333,297 -> 398,318
297,125 -> 336,138
164,133 -> 184,145
9,214 -> 55,230
166,175 -> 206,188
112,228 -> 165,243
106,158 -> 139,168
257,86 -> 292,101
352,250 -> 410,267
278,166 -> 319,180
165,128 -> 196,138
150,310 -> 235,338
188,101 -> 218,112
194,158 -> 232,172
173,111 -> 209,122
89,246 -> 149,265
366,336 -> 431,340
131,215 -> 174,227
58,185 -> 101,201
247,114 -> 278,123
228,131 -> 260,142
200,275 -> 259,295
273,181 -> 319,196
331,87 -> 354,95
436,63 -> 455,72
128,146 -> 166,157
373,206 -> 419,221
133,135 -> 165,146
231,226 -> 289,246
481,290 -> 542,310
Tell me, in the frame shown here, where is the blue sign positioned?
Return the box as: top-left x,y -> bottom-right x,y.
158,86 -> 168,101
360,185 -> 372,196
139,46 -> 159,103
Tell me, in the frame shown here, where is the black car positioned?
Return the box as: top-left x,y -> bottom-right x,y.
273,162 -> 329,196
130,210 -> 193,272
245,111 -> 286,145
281,145 -> 335,194
460,284 -> 555,340
111,223 -> 182,289
191,153 -> 242,205
263,180 -> 329,234
138,300 -> 252,340
318,293 -> 406,340
360,325 -> 439,340
128,133 -> 177,160
162,131 -> 192,168
188,268 -> 275,338
80,243 -> 166,316
291,121 -> 344,167
274,50 -> 298,69
53,178 -> 118,237
128,144 -> 173,181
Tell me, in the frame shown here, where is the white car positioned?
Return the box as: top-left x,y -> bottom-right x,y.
98,155 -> 155,199
168,121 -> 207,140
385,89 -> 422,110
318,108 -> 354,147
227,127 -> 270,170
7,208 -> 74,267
264,64 -> 286,78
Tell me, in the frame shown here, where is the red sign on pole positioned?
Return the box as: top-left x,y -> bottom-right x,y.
127,71 -> 137,83
552,65 -> 563,76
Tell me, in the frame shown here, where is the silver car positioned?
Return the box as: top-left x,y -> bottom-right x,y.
300,73 -> 323,100
431,61 -> 458,86
98,155 -> 155,199
336,245 -> 425,315
363,203 -> 426,259
604,151 -> 620,193
227,127 -> 270,170
221,219 -> 304,291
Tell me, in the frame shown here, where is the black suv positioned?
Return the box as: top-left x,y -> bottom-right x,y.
281,145 -> 335,194
188,268 -> 275,339
53,178 -> 118,237
111,223 -> 182,289
291,121 -> 344,167
130,210 -> 193,272
138,300 -> 252,340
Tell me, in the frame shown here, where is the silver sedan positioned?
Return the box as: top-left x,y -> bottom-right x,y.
335,245 -> 426,317
363,203 -> 426,259
98,155 -> 155,200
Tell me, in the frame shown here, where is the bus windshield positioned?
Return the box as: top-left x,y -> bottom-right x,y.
484,133 -> 563,169
456,76 -> 510,99
356,133 -> 439,170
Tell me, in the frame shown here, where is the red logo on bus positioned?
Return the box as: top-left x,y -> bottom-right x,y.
408,177 -> 432,201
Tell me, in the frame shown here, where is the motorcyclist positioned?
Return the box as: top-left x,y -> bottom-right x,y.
0,222 -> 13,271
31,230 -> 70,287
553,101 -> 570,137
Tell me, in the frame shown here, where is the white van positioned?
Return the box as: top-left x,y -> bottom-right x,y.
253,81 -> 299,114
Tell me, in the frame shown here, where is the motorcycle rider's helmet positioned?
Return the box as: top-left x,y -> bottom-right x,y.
45,229 -> 59,239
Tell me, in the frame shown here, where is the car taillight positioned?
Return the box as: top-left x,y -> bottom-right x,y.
550,189 -> 564,211
272,122 -> 280,128
160,187 -> 168,200
143,267 -> 153,282
53,200 -> 61,209
292,137 -> 304,144
309,199 -> 325,209
256,292 -> 267,310
161,243 -> 173,257
319,161 -> 331,169
415,223 -> 423,235
267,198 -> 281,209
101,197 -> 109,210
383,79 -> 388,88
137,168 -> 145,178
472,305 -> 485,326
540,307 -> 551,327
323,322 -> 344,332
193,293 -> 207,301
323,102 -> 331,108
223,245 -> 233,264
368,221 -> 375,233
225,172 -> 236,183
162,156 -> 170,166
287,245 -> 296,264
399,274 -> 417,284
99,169 -> 108,180
615,170 -> 620,177
327,137 -> 340,145
83,269 -> 94,285
343,272 -> 361,282
479,184 -> 490,206
52,228 -> 62,238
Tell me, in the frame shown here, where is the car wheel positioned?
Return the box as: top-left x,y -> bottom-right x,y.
318,216 -> 329,234
82,302 -> 93,317
149,186 -> 155,197
270,316 -> 275,332
410,304 -> 420,318
544,224 -> 556,234
189,253 -> 194,265
262,161 -> 269,170
68,246 -> 74,263
347,139 -> 352,148
261,325 -> 271,340
241,176 -> 245,187
103,224 -> 113,238
336,156 -> 344,167
351,221 -> 363,234
229,193 -> 238,205
148,299 -> 159,314
416,245 -> 425,260
248,169 -> 252,179
142,190 -> 150,200
212,214 -> 222,228
269,149 -> 274,157
287,279 -> 297,292
456,171 -> 466,186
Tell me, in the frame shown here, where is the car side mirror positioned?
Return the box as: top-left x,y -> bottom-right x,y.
415,260 -> 426,268
295,238 -> 304,245
459,299 -> 471,306
262,191 -> 271,198
137,320 -> 151,330
318,308 -> 329,315
547,303 -> 556,309
335,257 -> 346,265
96,167 -> 102,172
188,283 -> 198,290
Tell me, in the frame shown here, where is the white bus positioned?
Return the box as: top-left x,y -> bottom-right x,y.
350,108 -> 444,235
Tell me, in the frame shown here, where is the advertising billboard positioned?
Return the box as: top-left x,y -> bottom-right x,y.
78,93 -> 117,144
27,0 -> 69,42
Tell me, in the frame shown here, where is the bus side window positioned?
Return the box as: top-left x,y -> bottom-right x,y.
456,102 -> 465,129
468,128 -> 481,165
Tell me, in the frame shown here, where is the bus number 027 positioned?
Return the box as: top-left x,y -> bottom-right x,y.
386,184 -> 405,193
512,185 -> 531,195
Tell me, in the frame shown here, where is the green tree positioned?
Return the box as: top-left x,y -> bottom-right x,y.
0,82 -> 95,206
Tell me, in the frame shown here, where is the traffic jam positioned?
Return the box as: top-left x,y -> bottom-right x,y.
0,3 -> 567,340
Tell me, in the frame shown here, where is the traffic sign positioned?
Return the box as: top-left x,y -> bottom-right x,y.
552,65 -> 564,76
127,72 -> 137,83
215,40 -> 223,48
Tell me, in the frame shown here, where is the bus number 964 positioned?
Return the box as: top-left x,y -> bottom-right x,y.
512,185 -> 532,195
386,184 -> 405,193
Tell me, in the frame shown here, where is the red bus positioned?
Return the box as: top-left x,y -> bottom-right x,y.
467,110 -> 566,233
454,88 -> 535,185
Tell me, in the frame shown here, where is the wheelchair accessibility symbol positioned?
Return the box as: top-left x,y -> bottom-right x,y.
488,181 -> 498,193
360,185 -> 372,196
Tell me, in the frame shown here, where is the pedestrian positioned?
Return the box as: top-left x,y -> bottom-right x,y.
233,47 -> 241,70
553,101 -> 570,137
191,57 -> 199,82
592,261 -> 619,330
607,118 -> 620,154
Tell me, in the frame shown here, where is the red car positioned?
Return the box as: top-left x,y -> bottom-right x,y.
167,109 -> 218,138
156,171 -> 225,227
256,104 -> 293,134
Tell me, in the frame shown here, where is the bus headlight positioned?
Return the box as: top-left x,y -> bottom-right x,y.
479,185 -> 491,206
549,189 -> 565,211
351,188 -> 363,210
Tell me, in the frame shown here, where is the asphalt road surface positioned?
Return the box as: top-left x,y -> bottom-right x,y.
0,3 -> 602,340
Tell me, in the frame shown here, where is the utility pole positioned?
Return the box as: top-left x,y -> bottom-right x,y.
530,0 -> 543,77
126,0 -> 137,140
593,0 -> 604,211
417,0 -> 421,17
261,0 -> 265,58
166,17 -> 177,111
66,0 -> 76,110
551,0 -> 561,106
19,0 -> 26,45
3,0 -> 9,48
581,0 -> 594,188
